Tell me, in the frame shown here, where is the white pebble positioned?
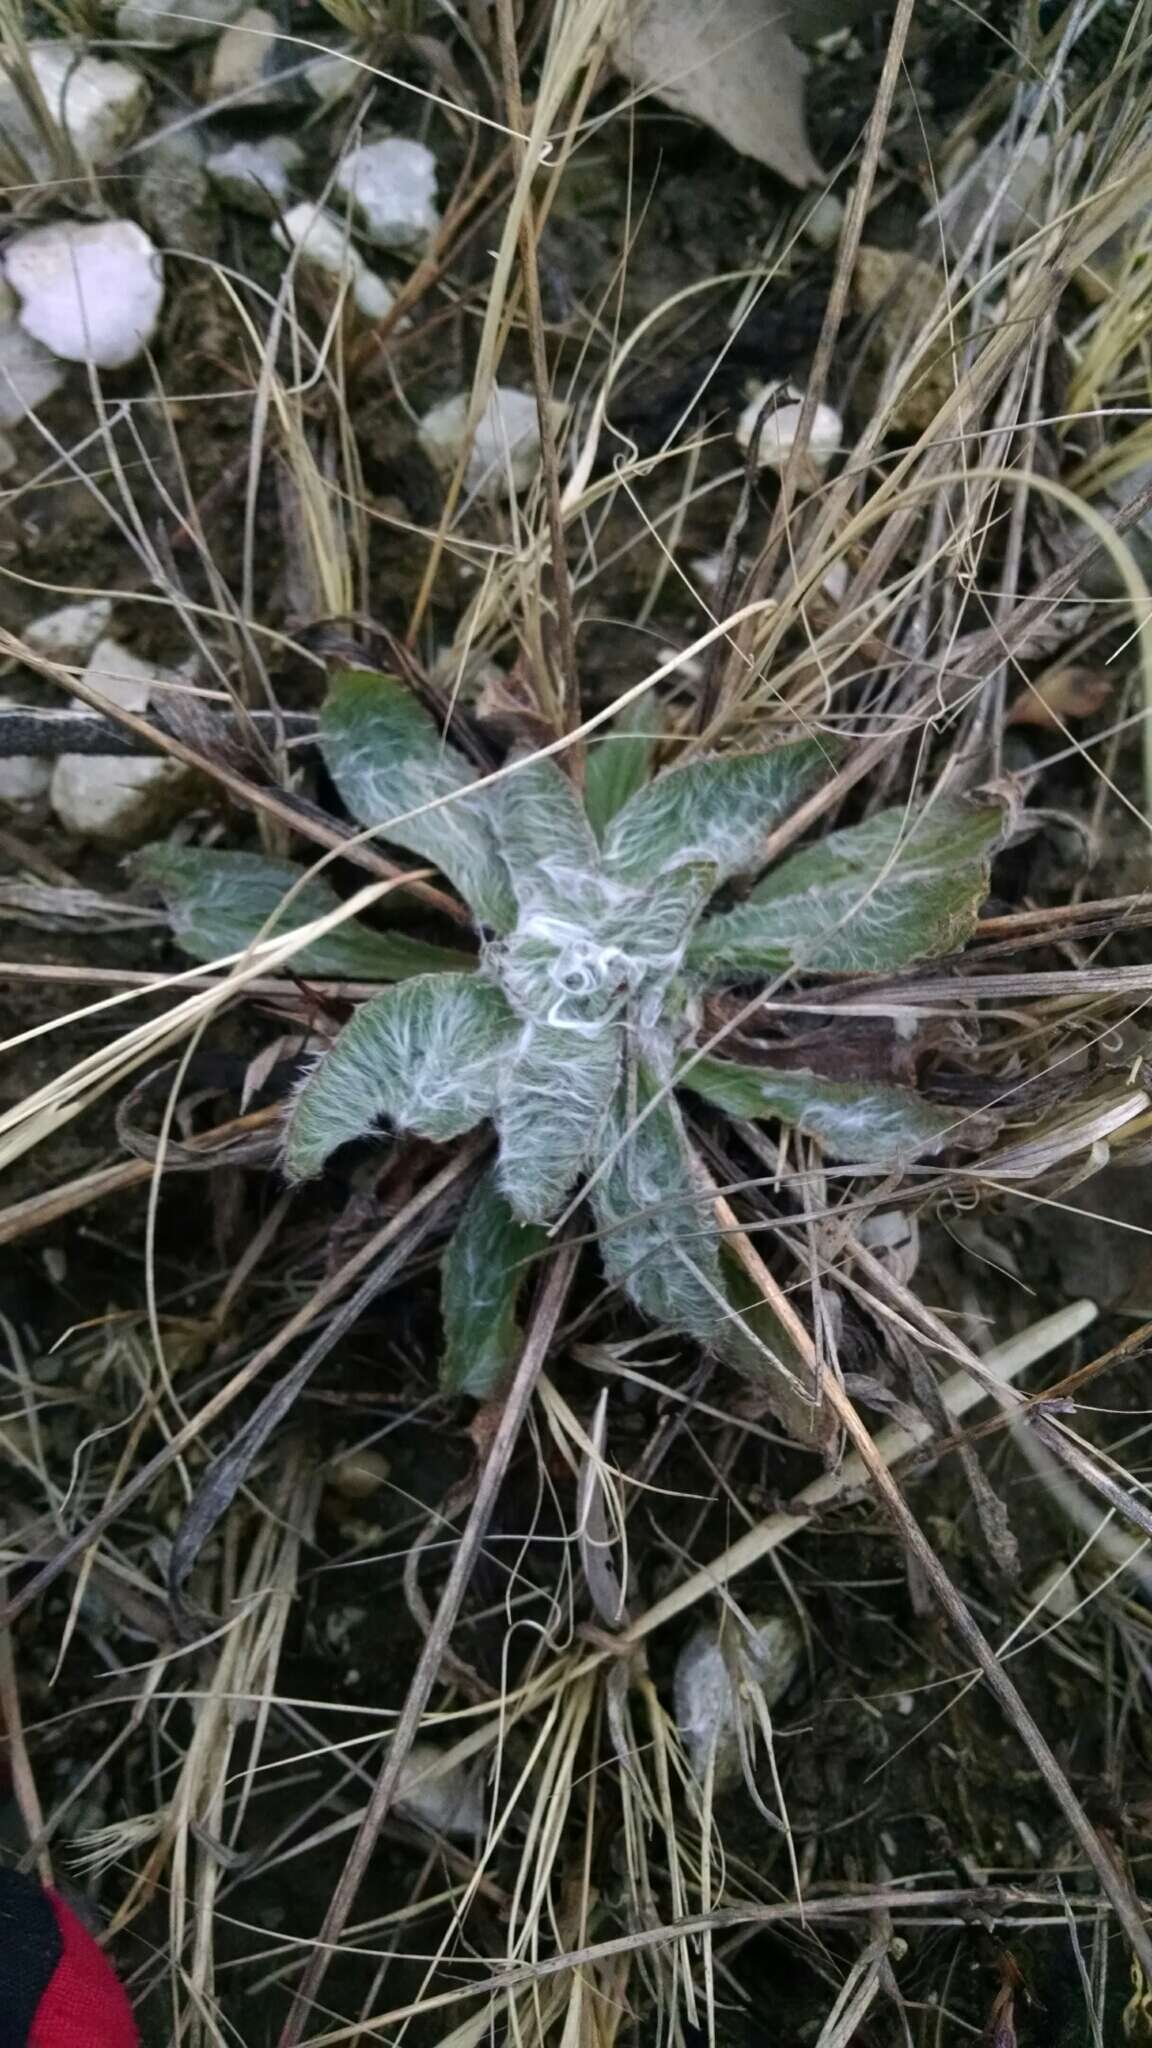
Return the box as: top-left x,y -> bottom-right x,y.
25,599 -> 115,664
735,379 -> 842,474
117,0 -> 244,44
0,695 -> 52,812
674,1612 -> 801,1782
5,221 -> 164,371
304,50 -> 360,103
272,203 -> 395,320
393,1743 -> 485,1839
0,281 -> 66,425
943,133 -> 1057,250
803,190 -> 845,251
335,137 -> 440,252
0,44 -> 148,175
51,639 -> 196,846
419,387 -> 563,500
208,7 -> 281,104
207,135 -> 302,217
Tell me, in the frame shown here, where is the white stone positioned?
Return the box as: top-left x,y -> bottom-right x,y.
50,638 -> 196,846
304,50 -> 359,103
393,1743 -> 485,1839
674,1613 -> 801,1782
0,696 -> 52,812
272,204 -> 395,320
0,292 -> 66,426
335,137 -> 440,252
943,133 -> 1063,250
419,387 -> 563,500
803,189 -> 845,251
208,8 -> 281,104
735,379 -> 842,473
25,599 -> 115,663
0,44 -> 148,175
4,221 -> 164,372
207,135 -> 302,217
117,0 -> 243,44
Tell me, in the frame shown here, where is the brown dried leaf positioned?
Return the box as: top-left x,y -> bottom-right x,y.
613,0 -> 822,190
1006,665 -> 1113,729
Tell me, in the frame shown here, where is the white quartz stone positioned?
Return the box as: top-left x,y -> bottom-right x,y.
272,203 -> 395,319
334,137 -> 440,252
207,135 -> 302,216
419,386 -> 562,499
0,43 -> 148,174
4,221 -> 164,371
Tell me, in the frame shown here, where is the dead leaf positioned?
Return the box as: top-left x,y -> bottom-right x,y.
1006,665 -> 1113,729
613,0 -> 822,190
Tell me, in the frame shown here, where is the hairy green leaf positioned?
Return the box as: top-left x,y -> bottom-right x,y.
596,860 -> 719,967
584,693 -> 663,840
496,1022 -> 620,1223
601,741 -> 830,884
284,972 -> 516,1179
688,802 -> 1001,976
493,751 -> 602,920
592,1059 -> 725,1337
441,1171 -> 547,1397
137,844 -> 471,980
319,670 -> 516,931
680,1056 -> 955,1161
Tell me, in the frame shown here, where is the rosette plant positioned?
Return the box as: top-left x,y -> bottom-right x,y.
140,672 -> 1000,1436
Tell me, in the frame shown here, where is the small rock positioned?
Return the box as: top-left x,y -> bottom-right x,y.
0,432 -> 16,474
734,380 -> 842,476
394,1743 -> 485,1839
139,134 -> 220,258
0,696 -> 52,812
0,43 -> 149,175
802,189 -> 844,251
118,0 -> 244,43
304,49 -> 360,103
325,1447 -> 390,1500
207,135 -> 302,217
272,204 -> 395,320
334,137 -> 440,252
0,280 -> 66,425
208,8 -> 283,106
942,132 -> 1057,250
51,638 -> 198,846
419,387 -> 563,500
674,1612 -> 802,1783
5,221 -> 164,371
25,598 -> 115,663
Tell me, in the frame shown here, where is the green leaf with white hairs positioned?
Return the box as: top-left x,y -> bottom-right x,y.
319,670 -> 516,931
492,751 -> 603,920
688,802 -> 1002,977
601,741 -> 830,884
596,860 -> 718,966
592,1058 -> 725,1338
284,972 -> 516,1179
496,1022 -> 620,1224
441,1170 -> 547,1397
679,1055 -> 956,1162
584,693 -> 663,840
136,845 -> 472,980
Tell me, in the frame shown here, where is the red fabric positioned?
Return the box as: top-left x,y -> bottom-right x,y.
29,1892 -> 138,2048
